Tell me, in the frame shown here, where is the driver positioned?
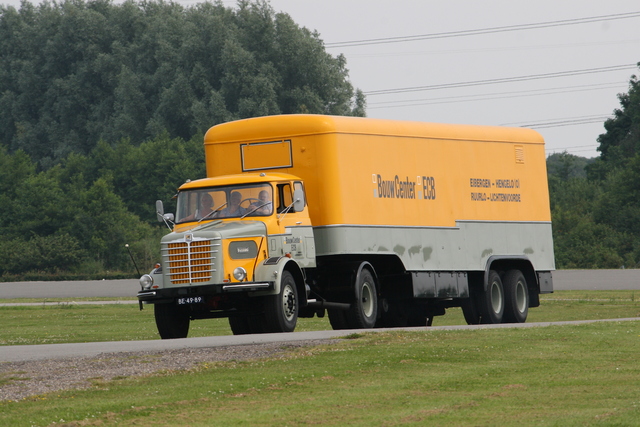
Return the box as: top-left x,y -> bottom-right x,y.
249,190 -> 272,215
218,191 -> 246,217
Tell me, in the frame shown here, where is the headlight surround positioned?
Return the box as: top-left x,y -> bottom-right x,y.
233,267 -> 247,281
140,274 -> 154,290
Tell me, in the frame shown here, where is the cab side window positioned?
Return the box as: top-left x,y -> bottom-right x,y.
277,183 -> 293,213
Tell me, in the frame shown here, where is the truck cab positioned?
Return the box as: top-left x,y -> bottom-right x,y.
138,172 -> 314,338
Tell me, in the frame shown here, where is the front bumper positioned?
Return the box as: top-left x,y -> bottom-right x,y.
137,281 -> 275,303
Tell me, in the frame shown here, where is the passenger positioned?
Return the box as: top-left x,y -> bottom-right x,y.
183,193 -> 214,221
218,191 -> 246,217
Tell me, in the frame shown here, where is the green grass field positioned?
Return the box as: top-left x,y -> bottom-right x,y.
1,291 -> 639,426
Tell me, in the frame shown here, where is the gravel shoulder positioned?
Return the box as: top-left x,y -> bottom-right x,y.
0,340 -> 332,402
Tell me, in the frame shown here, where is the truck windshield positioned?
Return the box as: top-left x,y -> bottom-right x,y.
175,184 -> 273,223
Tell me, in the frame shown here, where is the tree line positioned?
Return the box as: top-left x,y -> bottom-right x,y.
0,0 -> 364,279
0,0 -> 639,279
547,67 -> 640,268
0,134 -> 205,278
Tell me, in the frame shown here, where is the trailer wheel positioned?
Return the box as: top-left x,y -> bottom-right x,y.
154,303 -> 190,339
502,269 -> 529,323
264,270 -> 298,332
346,267 -> 378,329
479,270 -> 505,324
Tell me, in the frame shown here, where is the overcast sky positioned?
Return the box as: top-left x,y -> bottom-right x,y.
3,0 -> 639,158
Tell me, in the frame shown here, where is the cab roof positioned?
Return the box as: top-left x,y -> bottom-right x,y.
178,172 -> 300,190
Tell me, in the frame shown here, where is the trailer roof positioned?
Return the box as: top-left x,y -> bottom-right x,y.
204,114 -> 544,145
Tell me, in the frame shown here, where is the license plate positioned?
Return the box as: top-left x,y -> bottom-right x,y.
177,296 -> 203,305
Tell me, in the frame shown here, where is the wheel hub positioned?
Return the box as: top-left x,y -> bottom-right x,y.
282,285 -> 296,321
361,282 -> 374,318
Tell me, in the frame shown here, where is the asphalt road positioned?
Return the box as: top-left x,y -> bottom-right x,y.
1,270 -> 638,362
2,318 -> 639,363
0,279 -> 140,299
552,269 -> 640,290
0,269 -> 639,299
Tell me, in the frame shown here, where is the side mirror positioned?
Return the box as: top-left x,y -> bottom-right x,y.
293,189 -> 305,213
156,200 -> 165,223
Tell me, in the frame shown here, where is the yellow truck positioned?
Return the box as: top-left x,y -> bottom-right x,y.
138,114 -> 554,338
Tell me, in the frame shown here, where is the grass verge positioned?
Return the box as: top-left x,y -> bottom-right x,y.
1,321 -> 639,426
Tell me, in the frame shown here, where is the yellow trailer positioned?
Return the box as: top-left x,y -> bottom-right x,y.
138,115 -> 554,338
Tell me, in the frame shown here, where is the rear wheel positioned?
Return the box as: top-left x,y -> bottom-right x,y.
345,267 -> 378,329
264,270 -> 298,332
479,270 -> 505,324
502,269 -> 529,323
154,303 -> 190,339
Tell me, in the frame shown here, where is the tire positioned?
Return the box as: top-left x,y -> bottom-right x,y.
479,270 -> 505,324
461,292 -> 482,325
407,316 -> 427,327
228,316 -> 251,335
264,270 -> 298,332
328,309 -> 350,330
154,302 -> 190,339
376,306 -> 408,328
229,314 -> 268,334
502,269 -> 529,323
345,267 -> 378,329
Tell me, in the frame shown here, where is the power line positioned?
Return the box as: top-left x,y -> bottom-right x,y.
545,144 -> 598,151
367,82 -> 625,109
363,64 -> 637,96
498,114 -> 613,130
347,39 -> 640,58
546,147 -> 599,155
522,117 -> 611,129
502,114 -> 612,128
326,11 -> 640,48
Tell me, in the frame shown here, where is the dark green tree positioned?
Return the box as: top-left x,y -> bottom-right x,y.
587,67 -> 640,181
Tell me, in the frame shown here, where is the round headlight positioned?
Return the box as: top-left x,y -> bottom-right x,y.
233,267 -> 247,281
140,274 -> 154,290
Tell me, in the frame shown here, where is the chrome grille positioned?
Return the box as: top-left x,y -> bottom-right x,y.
162,238 -> 220,284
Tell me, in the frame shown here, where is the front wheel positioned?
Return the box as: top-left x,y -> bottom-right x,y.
345,267 -> 378,329
154,303 -> 190,339
264,270 -> 298,332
